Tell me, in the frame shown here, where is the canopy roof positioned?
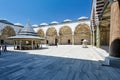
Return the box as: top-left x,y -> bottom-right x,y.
9,21 -> 45,40
19,22 -> 36,35
9,35 -> 45,40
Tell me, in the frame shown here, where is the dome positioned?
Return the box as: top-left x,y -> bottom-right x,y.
78,16 -> 88,21
40,23 -> 48,26
32,24 -> 38,27
63,19 -> 72,23
50,21 -> 59,25
14,23 -> 23,26
0,19 -> 13,25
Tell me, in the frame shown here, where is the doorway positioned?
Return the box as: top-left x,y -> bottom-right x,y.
46,40 -> 49,44
81,39 -> 84,45
68,39 -> 70,44
1,40 -> 4,44
55,38 -> 58,45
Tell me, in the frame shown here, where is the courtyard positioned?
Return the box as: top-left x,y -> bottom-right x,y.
0,45 -> 120,80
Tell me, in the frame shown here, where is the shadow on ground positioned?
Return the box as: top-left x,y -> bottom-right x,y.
0,50 -> 120,80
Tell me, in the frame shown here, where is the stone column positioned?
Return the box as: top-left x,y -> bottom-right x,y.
40,41 -> 42,48
59,36 -> 61,45
72,35 -> 74,45
19,40 -> 22,50
110,1 -> 120,57
96,23 -> 100,48
92,28 -> 95,46
31,40 -> 33,50
13,40 -> 15,50
35,41 -> 37,49
93,31 -> 95,46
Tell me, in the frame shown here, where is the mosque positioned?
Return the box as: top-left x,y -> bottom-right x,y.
0,0 -> 120,65
0,17 -> 91,46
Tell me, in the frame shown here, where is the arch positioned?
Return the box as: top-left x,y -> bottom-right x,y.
98,1 -> 110,46
1,26 -> 16,44
100,25 -> 110,46
46,27 -> 57,45
37,29 -> 44,37
46,27 -> 57,36
59,26 -> 72,45
2,26 -> 16,37
74,24 -> 91,45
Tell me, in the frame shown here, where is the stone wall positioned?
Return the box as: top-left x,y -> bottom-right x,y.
110,1 -> 120,57
100,27 -> 110,45
37,24 -> 91,45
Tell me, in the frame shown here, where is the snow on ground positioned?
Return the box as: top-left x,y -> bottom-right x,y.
7,45 -> 109,61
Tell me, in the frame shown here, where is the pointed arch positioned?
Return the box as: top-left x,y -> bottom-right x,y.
46,27 -> 57,45
2,26 -> 16,37
74,24 -> 91,45
1,26 -> 16,44
37,29 -> 44,37
59,26 -> 72,45
46,27 -> 57,36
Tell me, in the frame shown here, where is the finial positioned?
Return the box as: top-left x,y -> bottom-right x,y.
27,19 -> 30,23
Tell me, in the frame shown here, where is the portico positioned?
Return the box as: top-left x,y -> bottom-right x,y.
91,0 -> 120,64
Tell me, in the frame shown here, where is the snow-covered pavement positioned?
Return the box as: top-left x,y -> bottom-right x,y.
7,45 -> 108,61
0,45 -> 119,80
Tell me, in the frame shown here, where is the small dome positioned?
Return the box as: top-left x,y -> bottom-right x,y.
50,21 -> 58,25
78,16 -> 88,21
40,23 -> 48,26
32,24 -> 38,27
63,19 -> 72,23
14,23 -> 23,26
0,19 -> 13,25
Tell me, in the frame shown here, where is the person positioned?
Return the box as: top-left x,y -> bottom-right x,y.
1,45 -> 4,51
4,44 -> 7,52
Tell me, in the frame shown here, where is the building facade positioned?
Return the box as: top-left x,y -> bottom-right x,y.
0,20 -> 23,44
91,0 -> 109,47
34,17 -> 91,45
0,17 -> 91,45
91,0 -> 120,59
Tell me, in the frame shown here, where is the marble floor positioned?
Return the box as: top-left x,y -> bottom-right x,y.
0,45 -> 120,80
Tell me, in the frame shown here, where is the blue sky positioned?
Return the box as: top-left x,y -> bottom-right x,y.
0,0 -> 92,25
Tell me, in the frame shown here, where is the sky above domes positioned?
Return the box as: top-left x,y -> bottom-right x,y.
0,0 -> 92,25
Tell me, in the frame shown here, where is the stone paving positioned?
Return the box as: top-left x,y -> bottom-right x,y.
0,45 -> 120,80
